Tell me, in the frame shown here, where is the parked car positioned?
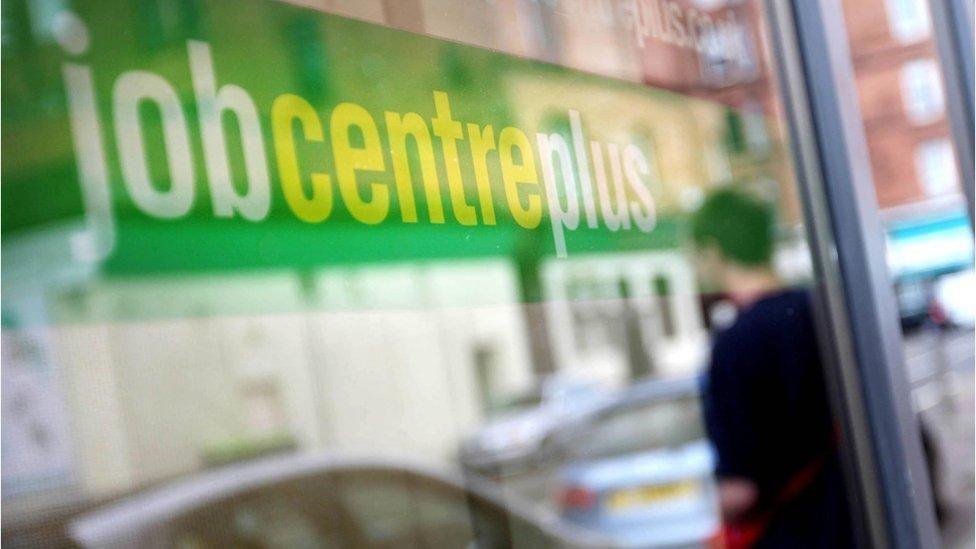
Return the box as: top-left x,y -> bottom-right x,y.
932,269 -> 976,328
459,376 -> 610,474
895,268 -> 976,332
461,375 -> 719,547
895,277 -> 936,332
69,454 -> 615,549
549,376 -> 719,548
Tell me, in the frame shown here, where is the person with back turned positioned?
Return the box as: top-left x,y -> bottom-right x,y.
691,188 -> 855,548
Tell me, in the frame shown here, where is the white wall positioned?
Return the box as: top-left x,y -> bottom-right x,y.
48,261 -> 534,497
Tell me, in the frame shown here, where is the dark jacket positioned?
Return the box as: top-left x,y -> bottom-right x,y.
703,289 -> 855,548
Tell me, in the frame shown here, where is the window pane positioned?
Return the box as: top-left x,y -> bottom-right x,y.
843,0 -> 975,545
2,1 -> 865,548
901,59 -> 946,124
885,0 -> 933,42
916,139 -> 960,196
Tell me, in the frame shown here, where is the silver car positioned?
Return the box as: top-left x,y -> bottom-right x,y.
69,454 -> 617,549
551,378 -> 719,547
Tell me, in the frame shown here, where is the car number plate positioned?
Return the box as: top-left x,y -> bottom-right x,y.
608,481 -> 699,510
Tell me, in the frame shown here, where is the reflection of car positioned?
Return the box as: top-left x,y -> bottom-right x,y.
459,376 -> 609,474
69,454 -> 614,548
896,269 -> 976,331
551,377 -> 719,548
895,277 -> 933,331
932,269 -> 976,328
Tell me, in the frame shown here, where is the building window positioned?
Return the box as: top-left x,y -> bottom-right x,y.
900,59 -> 945,124
885,0 -> 932,42
699,21 -> 758,87
915,140 -> 959,196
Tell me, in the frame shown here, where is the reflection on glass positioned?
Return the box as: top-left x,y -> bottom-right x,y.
842,0 -> 975,543
2,0 -> 847,547
691,188 -> 854,546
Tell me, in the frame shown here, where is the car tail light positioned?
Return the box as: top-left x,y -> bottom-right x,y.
929,301 -> 947,326
559,486 -> 597,509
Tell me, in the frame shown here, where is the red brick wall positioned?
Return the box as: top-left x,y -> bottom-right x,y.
842,0 -> 953,210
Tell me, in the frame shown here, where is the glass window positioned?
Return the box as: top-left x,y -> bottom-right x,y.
332,469 -> 550,548
885,0 -> 933,42
842,3 -> 974,544
900,58 -> 945,124
2,1 -> 871,548
166,476 -> 348,547
571,394 -> 705,460
915,139 -> 960,196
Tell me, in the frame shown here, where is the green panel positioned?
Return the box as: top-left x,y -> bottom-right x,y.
2,0 -> 772,280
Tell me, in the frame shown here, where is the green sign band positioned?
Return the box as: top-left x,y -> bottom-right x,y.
2,0 -> 776,276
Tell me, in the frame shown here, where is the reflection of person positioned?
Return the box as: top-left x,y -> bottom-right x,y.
691,189 -> 855,548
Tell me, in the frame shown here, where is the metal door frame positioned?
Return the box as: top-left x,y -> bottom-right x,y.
929,0 -> 975,228
763,0 -> 953,546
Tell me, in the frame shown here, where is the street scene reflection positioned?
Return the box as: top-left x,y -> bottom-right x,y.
840,0 -> 975,545
2,0 -> 971,547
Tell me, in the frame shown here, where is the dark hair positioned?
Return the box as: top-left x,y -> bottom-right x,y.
691,187 -> 774,266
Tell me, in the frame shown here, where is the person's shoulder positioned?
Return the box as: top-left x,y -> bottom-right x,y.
711,289 -> 811,355
744,288 -> 812,324
711,314 -> 758,364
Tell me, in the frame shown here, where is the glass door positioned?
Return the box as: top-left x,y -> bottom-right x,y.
1,0 -> 950,547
